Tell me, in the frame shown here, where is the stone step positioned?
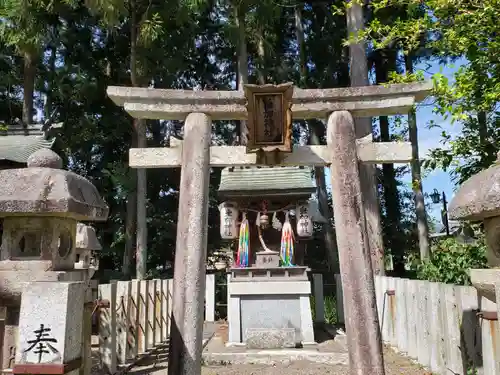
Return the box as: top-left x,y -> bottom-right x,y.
202,349 -> 349,366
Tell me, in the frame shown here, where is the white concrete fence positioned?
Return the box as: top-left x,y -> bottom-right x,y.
97,274 -> 216,373
334,275 -> 499,375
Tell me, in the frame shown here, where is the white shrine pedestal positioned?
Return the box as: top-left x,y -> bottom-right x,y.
227,266 -> 315,349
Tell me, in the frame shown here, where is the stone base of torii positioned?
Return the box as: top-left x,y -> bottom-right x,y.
107,82 -> 431,375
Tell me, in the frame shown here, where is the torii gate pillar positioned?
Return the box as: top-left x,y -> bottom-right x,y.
328,111 -> 385,374
168,113 -> 211,375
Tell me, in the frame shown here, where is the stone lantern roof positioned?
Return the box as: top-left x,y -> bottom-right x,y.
448,152 -> 500,221
450,152 -> 500,303
0,148 -> 109,221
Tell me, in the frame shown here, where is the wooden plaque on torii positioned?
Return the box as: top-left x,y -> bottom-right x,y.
243,83 -> 294,154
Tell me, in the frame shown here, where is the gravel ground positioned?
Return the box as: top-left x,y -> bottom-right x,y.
202,348 -> 431,375
92,324 -> 431,375
113,346 -> 431,375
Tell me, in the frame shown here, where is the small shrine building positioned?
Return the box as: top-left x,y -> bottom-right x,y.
218,165 -> 323,267
219,166 -> 325,348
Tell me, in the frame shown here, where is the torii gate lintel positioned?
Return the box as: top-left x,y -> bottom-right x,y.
107,82 -> 431,169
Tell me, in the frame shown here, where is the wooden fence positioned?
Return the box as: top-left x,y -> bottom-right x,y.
336,275 -> 500,375
97,274 -> 215,373
97,273 -> 500,375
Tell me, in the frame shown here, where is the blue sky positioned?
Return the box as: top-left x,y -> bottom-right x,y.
408,59 -> 465,223
324,58 -> 467,229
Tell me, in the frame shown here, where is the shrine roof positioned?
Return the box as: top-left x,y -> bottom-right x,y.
218,166 -> 316,198
0,124 -> 58,164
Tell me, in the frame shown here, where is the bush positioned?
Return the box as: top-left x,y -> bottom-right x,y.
416,236 -> 487,286
310,295 -> 338,324
324,296 -> 337,324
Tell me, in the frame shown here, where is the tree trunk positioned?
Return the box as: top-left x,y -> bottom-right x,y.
234,3 -> 248,145
235,6 -> 248,88
375,49 -> 405,275
22,50 -> 36,127
477,109 -> 495,167
45,45 -> 56,120
405,55 -> 430,261
379,116 -> 403,274
123,170 -> 137,277
310,122 -> 339,272
295,5 -> 339,272
346,1 -> 385,275
135,121 -> 147,280
256,26 -> 266,85
294,6 -> 307,87
471,59 -> 495,168
121,0 -> 146,280
130,0 -> 148,280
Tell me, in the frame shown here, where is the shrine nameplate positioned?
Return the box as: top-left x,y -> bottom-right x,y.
244,83 -> 293,153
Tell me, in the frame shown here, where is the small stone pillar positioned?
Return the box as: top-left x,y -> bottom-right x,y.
0,149 -> 109,373
14,281 -> 86,375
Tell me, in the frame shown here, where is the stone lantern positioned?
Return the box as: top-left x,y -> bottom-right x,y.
75,222 -> 102,277
0,148 -> 108,371
448,152 -> 500,302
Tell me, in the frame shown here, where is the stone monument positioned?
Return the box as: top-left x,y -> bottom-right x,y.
0,148 -> 108,373
448,152 -> 500,302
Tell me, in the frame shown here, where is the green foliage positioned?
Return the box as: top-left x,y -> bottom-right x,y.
310,295 -> 337,325
139,13 -> 164,46
386,70 -> 424,85
0,0 -> 78,56
467,365 -> 478,375
324,296 -> 337,325
416,236 -> 488,286
214,271 -> 228,320
0,0 -> 494,280
84,0 -> 127,26
363,0 -> 500,185
310,295 -> 316,321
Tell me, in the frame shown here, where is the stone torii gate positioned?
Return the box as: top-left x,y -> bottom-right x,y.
107,81 -> 431,375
